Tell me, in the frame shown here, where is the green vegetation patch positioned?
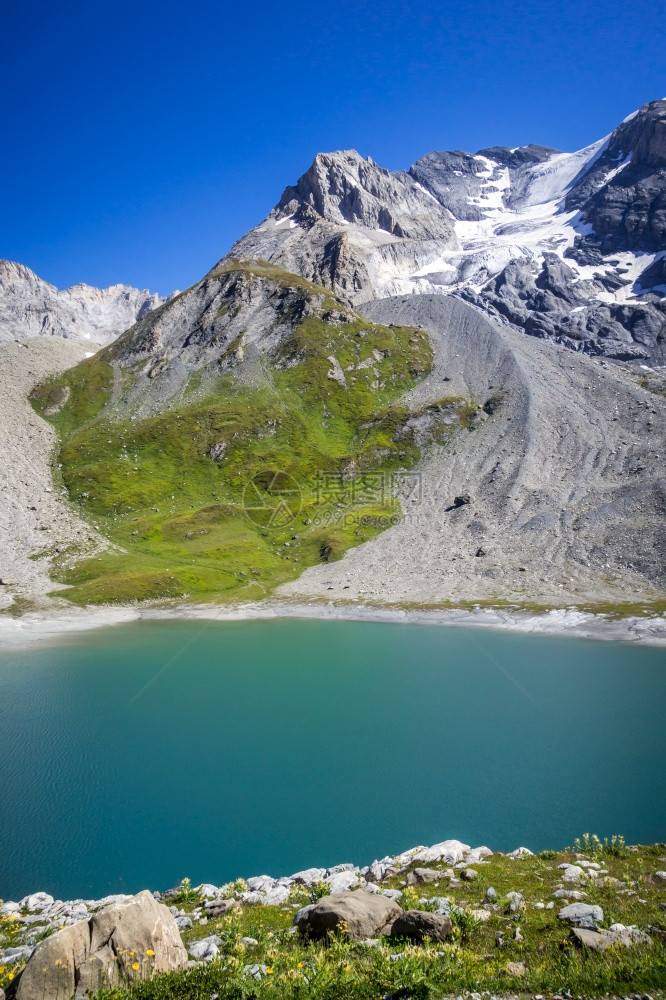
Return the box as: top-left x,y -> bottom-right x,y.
30,272 -> 477,606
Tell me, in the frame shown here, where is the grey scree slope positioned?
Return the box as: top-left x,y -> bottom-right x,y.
278,296 -> 665,607
0,338 -> 108,610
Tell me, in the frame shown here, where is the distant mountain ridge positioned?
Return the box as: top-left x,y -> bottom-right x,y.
0,260 -> 170,346
225,99 -> 666,362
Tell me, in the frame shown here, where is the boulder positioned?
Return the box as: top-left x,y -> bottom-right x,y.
294,891 -> 401,941
505,961 -> 526,976
560,864 -> 585,883
18,894 -> 54,913
572,926 -> 653,952
325,871 -> 361,894
364,859 -> 398,883
557,902 -> 603,929
290,867 -> 327,886
7,890 -> 187,1000
412,840 -> 470,865
389,910 -> 453,943
245,876 -> 276,893
507,847 -> 533,859
197,883 -> 220,898
460,868 -> 478,882
406,868 -> 449,886
188,935 -> 221,962
203,897 -> 239,918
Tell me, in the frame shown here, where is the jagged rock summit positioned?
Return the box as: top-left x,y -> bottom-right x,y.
219,149 -> 458,300
227,99 -> 666,362
0,260 -> 169,346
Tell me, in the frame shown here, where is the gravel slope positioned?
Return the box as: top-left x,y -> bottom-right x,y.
0,338 -> 106,611
279,296 -> 666,607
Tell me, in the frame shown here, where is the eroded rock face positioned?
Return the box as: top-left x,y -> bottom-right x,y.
294,891 -> 402,941
8,891 -> 187,999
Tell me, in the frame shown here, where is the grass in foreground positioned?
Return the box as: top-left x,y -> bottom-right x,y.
4,838 -> 660,999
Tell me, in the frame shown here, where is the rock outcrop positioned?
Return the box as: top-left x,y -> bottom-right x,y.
7,891 -> 187,1000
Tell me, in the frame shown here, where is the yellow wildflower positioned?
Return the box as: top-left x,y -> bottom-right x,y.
9,973 -> 15,981
131,962 -> 140,971
146,948 -> 155,957
297,961 -> 304,968
129,950 -> 136,957
265,967 -> 273,974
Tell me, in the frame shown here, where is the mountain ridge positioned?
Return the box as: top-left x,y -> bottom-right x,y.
226,99 -> 666,362
0,259 -> 171,346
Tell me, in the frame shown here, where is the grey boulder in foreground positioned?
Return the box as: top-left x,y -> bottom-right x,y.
295,891 -> 402,941
389,910 -> 453,943
6,891 -> 187,1000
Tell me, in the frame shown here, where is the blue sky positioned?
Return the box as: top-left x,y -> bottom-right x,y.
2,0 -> 664,295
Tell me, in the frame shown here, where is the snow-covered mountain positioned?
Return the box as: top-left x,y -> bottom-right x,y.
0,260 -> 169,346
225,99 -> 666,361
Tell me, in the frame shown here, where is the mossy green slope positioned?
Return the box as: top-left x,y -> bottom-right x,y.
31,262 -> 475,605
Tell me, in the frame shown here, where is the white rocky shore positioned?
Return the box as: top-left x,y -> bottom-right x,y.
1,599 -> 665,650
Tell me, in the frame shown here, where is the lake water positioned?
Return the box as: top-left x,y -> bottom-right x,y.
1,618 -> 664,901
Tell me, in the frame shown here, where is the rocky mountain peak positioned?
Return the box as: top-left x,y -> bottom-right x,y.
564,99 -> 666,258
221,102 -> 665,361
0,259 -> 169,345
273,147 -> 456,241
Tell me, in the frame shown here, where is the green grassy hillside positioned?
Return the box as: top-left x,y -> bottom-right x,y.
31,263 -> 476,605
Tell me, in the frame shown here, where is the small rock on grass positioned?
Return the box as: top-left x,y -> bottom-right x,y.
188,935 -> 221,961
407,867 -> 449,885
557,902 -> 603,929
505,960 -> 526,976
243,964 -> 268,981
203,898 -> 239,917
572,927 -> 653,951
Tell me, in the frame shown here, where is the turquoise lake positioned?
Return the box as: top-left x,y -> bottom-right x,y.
1,618 -> 665,901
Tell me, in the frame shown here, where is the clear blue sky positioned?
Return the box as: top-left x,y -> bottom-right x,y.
2,0 -> 664,295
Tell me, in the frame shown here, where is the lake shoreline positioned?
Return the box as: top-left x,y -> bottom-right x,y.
1,598 -> 665,648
